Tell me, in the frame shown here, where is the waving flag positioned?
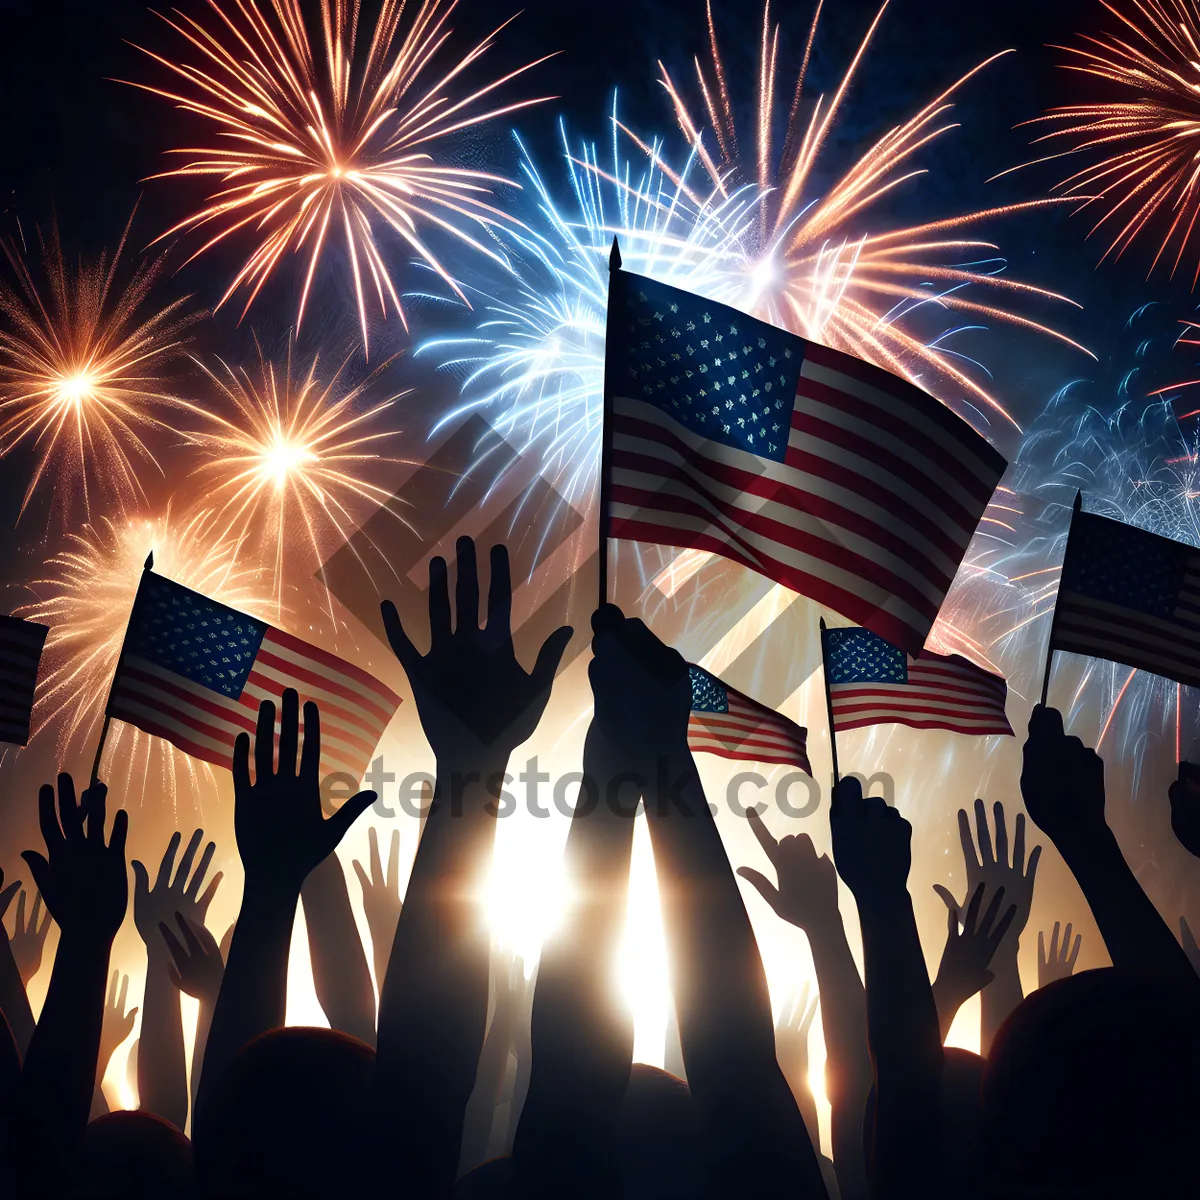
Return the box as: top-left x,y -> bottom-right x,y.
602,269 -> 1006,656
688,665 -> 810,771
822,625 -> 1012,736
107,570 -> 401,780
1049,502 -> 1200,687
0,615 -> 48,746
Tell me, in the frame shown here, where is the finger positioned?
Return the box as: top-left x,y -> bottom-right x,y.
381,600 -> 420,673
486,543 -> 512,637
735,867 -> 783,915
2,883 -> 22,924
32,892 -> 47,936
159,920 -> 188,970
300,700 -> 321,782
455,536 -> 480,633
57,773 -> 82,842
85,783 -> 108,844
981,886 -> 1007,938
352,858 -> 371,896
20,852 -> 49,904
167,964 -> 183,992
1067,932 -> 1082,968
186,840 -> 216,899
591,604 -> 624,638
956,808 -> 978,872
323,790 -> 376,855
177,912 -> 205,958
992,903 -> 1018,948
131,859 -> 151,904
965,881 -> 986,932
233,732 -> 251,793
1029,704 -> 1065,740
369,825 -> 383,886
118,973 -> 129,1012
174,829 -> 203,893
1013,812 -> 1027,874
947,901 -> 958,941
38,783 -> 63,855
197,871 -> 223,914
974,798 -> 994,865
255,699 -> 276,782
428,556 -> 451,650
1024,843 -> 1042,887
993,801 -> 1009,868
1038,928 -> 1047,968
107,969 -> 118,1007
746,807 -> 780,865
278,689 -> 300,779
109,810 -> 128,858
153,831 -> 182,892
386,829 -> 400,894
530,625 -> 573,696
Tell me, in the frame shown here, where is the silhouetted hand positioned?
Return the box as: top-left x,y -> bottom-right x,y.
1020,706 -> 1107,852
737,809 -> 840,932
132,828 -> 221,954
352,825 -> 403,984
587,604 -> 690,763
933,882 -> 1016,1004
934,799 -> 1040,953
1037,921 -> 1082,987
160,912 -> 225,1006
21,774 -> 127,943
8,889 -> 52,985
232,689 -> 376,896
774,980 -> 818,1102
830,775 -> 910,900
0,872 -> 19,924
98,970 -> 137,1068
382,538 -> 571,765
1180,916 -> 1200,976
1168,763 -> 1200,859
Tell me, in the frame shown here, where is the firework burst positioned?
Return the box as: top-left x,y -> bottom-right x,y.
0,215 -> 198,519
18,508 -> 267,807
646,0 -> 1091,430
127,0 -> 554,353
1013,0 -> 1200,283
185,342 -> 412,613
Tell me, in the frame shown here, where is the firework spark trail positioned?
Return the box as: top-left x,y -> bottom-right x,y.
1008,0 -> 1200,282
126,0 -> 555,353
17,509 -> 268,808
0,215 -> 199,519
645,0 -> 1092,431
184,341 -> 415,616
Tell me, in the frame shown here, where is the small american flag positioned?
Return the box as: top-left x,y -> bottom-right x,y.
688,665 -> 811,771
1050,507 -> 1200,687
108,571 -> 401,780
0,615 -> 48,746
822,625 -> 1012,736
603,270 -> 1007,657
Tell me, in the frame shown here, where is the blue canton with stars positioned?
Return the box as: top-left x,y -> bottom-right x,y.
611,272 -> 803,463
1061,511 -> 1188,618
823,627 -> 908,685
689,665 -> 729,713
125,573 -> 267,698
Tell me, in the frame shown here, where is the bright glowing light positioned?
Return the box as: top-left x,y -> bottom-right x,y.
127,0 -> 555,352
0,216 -> 198,518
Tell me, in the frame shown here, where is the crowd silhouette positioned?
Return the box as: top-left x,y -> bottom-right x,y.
1,536 -> 1199,1197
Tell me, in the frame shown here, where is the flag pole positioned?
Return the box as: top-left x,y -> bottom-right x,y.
597,236 -> 622,607
1038,491 -> 1082,708
89,551 -> 155,786
819,618 -> 841,786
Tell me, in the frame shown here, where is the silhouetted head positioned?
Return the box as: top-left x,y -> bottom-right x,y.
71,1110 -> 192,1198
616,1064 -> 715,1198
195,1026 -> 374,1197
980,968 -> 1200,1198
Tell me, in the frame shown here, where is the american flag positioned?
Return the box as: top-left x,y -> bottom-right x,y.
688,665 -> 811,771
1050,507 -> 1200,687
108,572 -> 401,780
822,625 -> 1012,736
0,615 -> 48,746
603,271 -> 1007,657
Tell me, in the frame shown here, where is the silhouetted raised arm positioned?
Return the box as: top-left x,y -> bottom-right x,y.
375,538 -> 570,1195
831,776 -> 942,1200
739,809 -> 872,1199
90,970 -> 137,1119
132,827 -> 220,1129
352,826 -> 404,993
0,875 -> 34,1059
1021,706 -> 1194,981
197,691 -> 374,1121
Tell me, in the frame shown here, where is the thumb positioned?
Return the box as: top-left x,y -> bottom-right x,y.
325,790 -> 376,853
381,600 -> 421,675
736,866 -> 783,916
20,851 -> 50,902
932,883 -> 960,913
531,625 -> 574,694
131,859 -> 150,899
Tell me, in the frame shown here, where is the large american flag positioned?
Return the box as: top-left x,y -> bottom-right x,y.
822,625 -> 1012,736
688,665 -> 811,771
0,615 -> 48,746
1050,507 -> 1200,687
603,271 -> 1007,657
108,572 -> 401,780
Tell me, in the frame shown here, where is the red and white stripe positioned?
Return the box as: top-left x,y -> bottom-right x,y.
829,651 -> 1012,736
688,685 -> 811,771
608,341 -> 1005,657
110,627 -> 402,781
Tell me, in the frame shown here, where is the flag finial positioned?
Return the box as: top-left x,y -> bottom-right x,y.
144,551 -> 155,571
609,236 -> 622,272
